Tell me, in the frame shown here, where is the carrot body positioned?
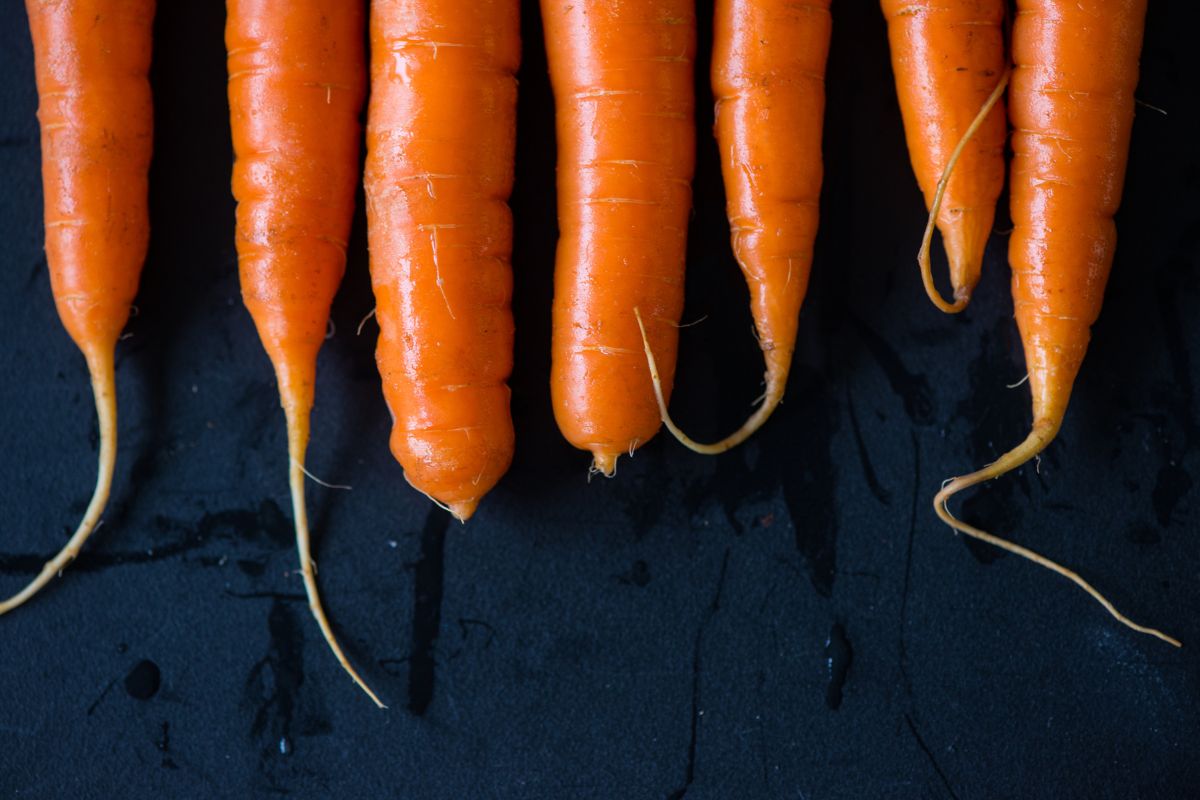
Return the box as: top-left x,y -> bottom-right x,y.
935,0 -> 1176,645
227,0 -> 381,704
1009,0 -> 1146,430
881,0 -> 1007,310
365,0 -> 519,521
1,0 -> 154,615
710,0 -> 831,447
543,0 -> 696,475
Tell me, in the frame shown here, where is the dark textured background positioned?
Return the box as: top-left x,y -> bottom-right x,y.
1,2 -> 1197,798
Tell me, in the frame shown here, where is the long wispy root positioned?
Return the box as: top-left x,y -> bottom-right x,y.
934,423 -> 1181,648
0,352 -> 118,615
635,307 -> 782,455
288,412 -> 387,707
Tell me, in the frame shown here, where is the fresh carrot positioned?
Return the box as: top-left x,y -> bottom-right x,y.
543,0 -> 696,475
0,1 -> 155,615
364,0 -> 519,520
934,0 -> 1178,646
640,0 -> 832,454
881,0 -> 1008,313
227,0 -> 383,705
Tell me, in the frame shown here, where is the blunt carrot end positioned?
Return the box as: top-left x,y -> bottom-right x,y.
367,1 -> 518,512
0,351 -> 119,616
934,418 -> 1181,648
286,413 -> 387,708
448,500 -> 478,523
590,452 -> 619,479
545,0 -> 695,468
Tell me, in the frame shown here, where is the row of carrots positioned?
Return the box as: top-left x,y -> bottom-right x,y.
5,0 -> 1176,708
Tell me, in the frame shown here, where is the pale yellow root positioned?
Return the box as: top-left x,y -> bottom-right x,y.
591,452 -> 619,477
934,421 -> 1181,648
0,351 -> 117,615
918,68 -> 1011,314
287,412 -> 387,707
635,307 -> 781,455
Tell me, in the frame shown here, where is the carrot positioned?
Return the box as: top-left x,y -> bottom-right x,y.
364,0 -> 519,520
0,1 -> 154,615
227,0 -> 383,705
543,0 -> 696,475
881,0 -> 1008,313
639,0 -> 832,454
934,0 -> 1178,646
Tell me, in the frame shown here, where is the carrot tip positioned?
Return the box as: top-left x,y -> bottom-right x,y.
591,452 -> 619,478
448,500 -> 478,523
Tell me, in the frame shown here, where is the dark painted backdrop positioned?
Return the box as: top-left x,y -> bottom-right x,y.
1,2 -> 1197,798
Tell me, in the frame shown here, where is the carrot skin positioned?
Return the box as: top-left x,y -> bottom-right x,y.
228,0 -> 383,705
228,0 -> 366,418
0,1 -> 155,614
932,0 -> 1176,646
1010,0 -> 1147,426
881,0 -> 1007,304
365,0 -> 520,520
713,0 -> 830,408
30,0 -> 154,359
543,0 -> 696,474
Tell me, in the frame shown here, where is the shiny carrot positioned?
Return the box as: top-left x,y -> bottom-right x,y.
935,0 -> 1178,646
543,0 -> 696,475
364,0 -> 519,521
640,0 -> 832,454
227,0 -> 382,704
881,0 -> 1008,313
1,0 -> 154,615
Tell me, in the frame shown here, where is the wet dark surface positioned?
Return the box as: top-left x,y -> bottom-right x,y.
2,1 -> 1198,798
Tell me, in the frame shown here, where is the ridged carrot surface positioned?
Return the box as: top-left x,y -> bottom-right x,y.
1,0 -> 154,615
881,0 -> 1007,311
936,0 -> 1177,646
543,0 -> 696,476
365,0 -> 519,521
656,0 -> 830,453
227,0 -> 381,704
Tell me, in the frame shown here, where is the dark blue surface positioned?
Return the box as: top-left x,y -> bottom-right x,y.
1,2 -> 1198,798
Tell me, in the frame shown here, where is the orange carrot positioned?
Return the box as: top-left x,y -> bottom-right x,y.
934,0 -> 1178,646
364,0 -> 519,521
0,0 -> 154,615
881,0 -> 1008,313
227,0 -> 382,705
640,0 -> 831,454
543,0 -> 696,475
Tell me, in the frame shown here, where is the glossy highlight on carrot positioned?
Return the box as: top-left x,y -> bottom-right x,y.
934,0 -> 1179,647
642,0 -> 831,454
1,0 -> 154,615
543,0 -> 696,475
882,0 -> 1007,312
365,0 -> 519,521
227,0 -> 384,705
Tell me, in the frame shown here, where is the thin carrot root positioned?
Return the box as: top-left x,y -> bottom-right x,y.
589,452 -> 619,478
934,422 -> 1181,648
0,351 -> 117,615
918,68 -> 1011,314
634,307 -> 781,455
286,414 -> 387,707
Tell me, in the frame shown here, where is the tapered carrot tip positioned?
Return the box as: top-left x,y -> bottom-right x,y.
448,499 -> 478,523
591,451 -> 619,478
